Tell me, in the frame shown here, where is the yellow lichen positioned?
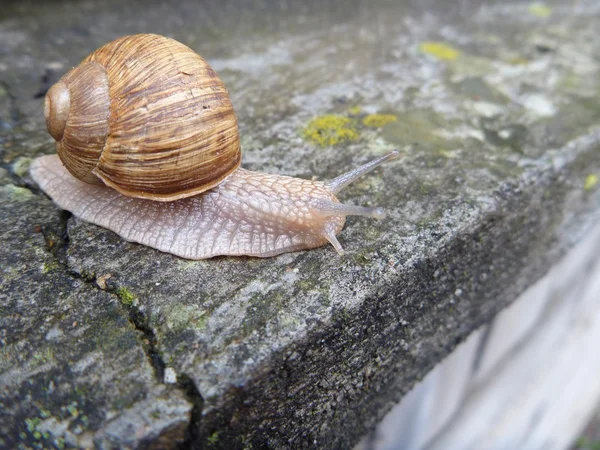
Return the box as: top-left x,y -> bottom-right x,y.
507,56 -> 529,66
303,115 -> 359,147
1,184 -> 34,202
12,157 -> 32,178
362,114 -> 398,128
419,41 -> 460,61
528,3 -> 552,17
42,261 -> 61,274
347,106 -> 362,116
584,174 -> 598,191
116,287 -> 137,306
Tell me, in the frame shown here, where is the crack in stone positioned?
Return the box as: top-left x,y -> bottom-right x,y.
39,210 -> 168,380
178,373 -> 205,449
37,207 -> 205,446
125,301 -> 166,382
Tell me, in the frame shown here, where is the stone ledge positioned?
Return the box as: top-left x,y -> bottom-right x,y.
356,218 -> 600,450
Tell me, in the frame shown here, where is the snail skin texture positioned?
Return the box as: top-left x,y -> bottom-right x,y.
30,34 -> 398,260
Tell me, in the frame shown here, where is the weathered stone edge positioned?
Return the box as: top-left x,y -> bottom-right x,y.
189,129 -> 600,449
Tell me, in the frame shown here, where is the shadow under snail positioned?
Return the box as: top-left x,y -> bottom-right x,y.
30,33 -> 398,260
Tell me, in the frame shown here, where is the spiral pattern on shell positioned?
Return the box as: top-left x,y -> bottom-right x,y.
44,33 -> 241,201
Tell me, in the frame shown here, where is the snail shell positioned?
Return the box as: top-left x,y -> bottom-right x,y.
44,33 -> 240,201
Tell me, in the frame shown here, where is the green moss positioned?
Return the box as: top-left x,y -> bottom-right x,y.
116,287 -> 137,306
353,251 -> 372,265
362,224 -> 382,241
25,417 -> 41,433
584,174 -> 598,191
207,431 -> 220,448
297,279 -> 315,291
296,278 -> 330,297
86,308 -> 139,355
1,184 -> 34,202
164,304 -> 208,331
419,41 -> 460,60
31,348 -> 54,367
12,157 -> 32,178
78,268 -> 96,282
178,260 -> 203,270
528,3 -> 552,17
42,261 -> 61,274
303,115 -> 359,147
0,167 -> 9,185
362,114 -> 398,128
239,289 -> 298,337
66,402 -> 79,418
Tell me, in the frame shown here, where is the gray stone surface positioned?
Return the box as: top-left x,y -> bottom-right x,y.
0,185 -> 193,448
1,0 -> 600,448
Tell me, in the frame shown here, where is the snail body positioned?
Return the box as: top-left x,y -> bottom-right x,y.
31,34 -> 397,259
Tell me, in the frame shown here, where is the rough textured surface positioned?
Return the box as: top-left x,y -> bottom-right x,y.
0,185 -> 193,448
1,0 -> 600,448
355,220 -> 600,450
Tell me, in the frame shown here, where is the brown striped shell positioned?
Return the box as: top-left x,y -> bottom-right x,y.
44,33 -> 241,201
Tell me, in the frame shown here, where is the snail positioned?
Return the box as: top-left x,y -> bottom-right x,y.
30,34 -> 397,260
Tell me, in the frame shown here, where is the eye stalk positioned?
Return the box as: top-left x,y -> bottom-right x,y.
44,80 -> 70,142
